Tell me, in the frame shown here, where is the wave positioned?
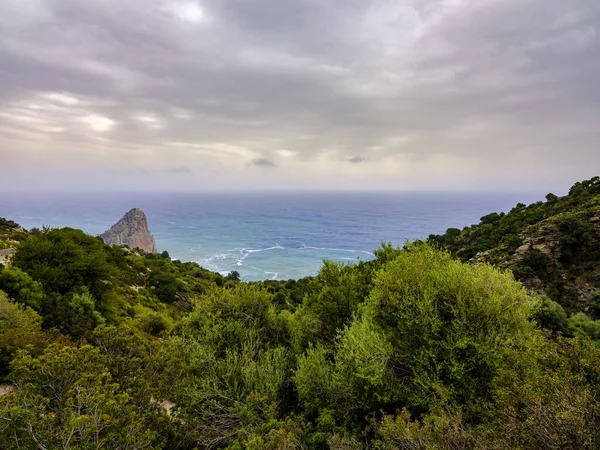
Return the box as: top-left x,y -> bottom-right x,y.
244,245 -> 285,254
190,243 -> 374,282
300,244 -> 374,256
236,244 -> 285,264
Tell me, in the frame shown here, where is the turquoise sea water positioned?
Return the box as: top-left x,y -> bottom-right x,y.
0,191 -> 544,281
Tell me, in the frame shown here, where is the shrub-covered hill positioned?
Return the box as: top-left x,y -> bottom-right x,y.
0,218 -> 28,267
1,188 -> 600,449
0,225 -> 231,340
429,176 -> 600,317
0,218 -> 28,246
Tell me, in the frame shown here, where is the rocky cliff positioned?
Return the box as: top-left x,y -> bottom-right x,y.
100,208 -> 158,253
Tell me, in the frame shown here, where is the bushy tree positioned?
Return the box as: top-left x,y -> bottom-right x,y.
0,344 -> 166,449
68,290 -> 106,337
535,296 -> 570,335
0,291 -> 48,378
171,285 -> 294,448
91,324 -> 182,403
12,227 -> 114,303
290,259 -> 373,350
0,266 -> 44,311
296,244 -> 540,424
568,312 -> 600,339
475,336 -> 600,449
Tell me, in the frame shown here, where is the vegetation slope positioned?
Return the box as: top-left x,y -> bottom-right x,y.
429,177 -> 600,328
0,177 -> 599,449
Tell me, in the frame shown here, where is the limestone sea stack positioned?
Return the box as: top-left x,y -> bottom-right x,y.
100,208 -> 158,253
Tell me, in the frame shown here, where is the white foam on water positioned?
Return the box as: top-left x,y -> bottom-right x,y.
300,244 -> 374,256
245,244 -> 284,254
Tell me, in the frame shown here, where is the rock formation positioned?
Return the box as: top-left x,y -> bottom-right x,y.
0,248 -> 15,266
100,208 -> 158,253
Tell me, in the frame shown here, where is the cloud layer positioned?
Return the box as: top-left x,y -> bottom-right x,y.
1,0 -> 599,191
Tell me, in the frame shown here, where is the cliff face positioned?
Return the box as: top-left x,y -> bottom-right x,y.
100,208 -> 158,253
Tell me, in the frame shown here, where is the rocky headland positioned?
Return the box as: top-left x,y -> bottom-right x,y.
100,208 -> 158,253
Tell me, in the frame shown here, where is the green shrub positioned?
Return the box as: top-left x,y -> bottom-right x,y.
0,266 -> 44,311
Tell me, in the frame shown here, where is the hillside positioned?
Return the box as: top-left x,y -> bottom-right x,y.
0,218 -> 30,266
1,183 -> 600,448
429,176 -> 600,317
0,218 -> 28,250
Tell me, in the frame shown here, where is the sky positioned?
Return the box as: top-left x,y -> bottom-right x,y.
0,0 -> 599,192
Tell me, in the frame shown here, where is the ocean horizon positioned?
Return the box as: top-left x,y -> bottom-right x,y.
0,190 -> 546,281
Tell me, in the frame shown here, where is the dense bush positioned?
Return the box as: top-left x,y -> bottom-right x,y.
295,244 -> 539,428
0,266 -> 45,311
0,291 -> 49,378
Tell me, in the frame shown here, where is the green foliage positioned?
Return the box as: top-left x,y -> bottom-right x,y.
366,244 -> 537,405
0,343 -> 166,449
177,284 -> 287,351
372,241 -> 405,265
68,290 -> 106,337
138,311 -> 171,336
294,345 -> 334,417
90,324 -> 182,403
0,218 -> 28,251
7,226 -> 228,335
428,176 -> 600,315
591,290 -> 600,316
535,296 -> 570,335
1,181 -> 600,449
480,212 -> 502,225
251,276 -> 313,307
290,259 -> 374,350
477,335 -> 600,449
148,269 -> 180,303
568,312 -> 600,340
171,285 -> 294,448
295,244 -> 539,427
0,218 -> 19,230
226,270 -> 241,281
13,227 -> 114,299
371,402 -> 472,449
0,291 -> 49,378
568,175 -> 600,197
0,266 -> 45,311
349,336 -> 600,450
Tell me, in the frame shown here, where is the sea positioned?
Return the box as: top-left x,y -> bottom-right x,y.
0,191 -> 544,281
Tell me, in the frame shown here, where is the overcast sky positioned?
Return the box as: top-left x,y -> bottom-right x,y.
1,0 -> 599,192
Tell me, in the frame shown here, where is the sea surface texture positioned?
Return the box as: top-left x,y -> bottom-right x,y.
0,192 -> 542,281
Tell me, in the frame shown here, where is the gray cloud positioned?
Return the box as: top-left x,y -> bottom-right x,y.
347,156 -> 366,164
0,0 -> 599,191
251,158 -> 277,167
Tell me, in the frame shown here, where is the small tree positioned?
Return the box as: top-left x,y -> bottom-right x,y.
0,267 -> 44,311
226,270 -> 241,281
